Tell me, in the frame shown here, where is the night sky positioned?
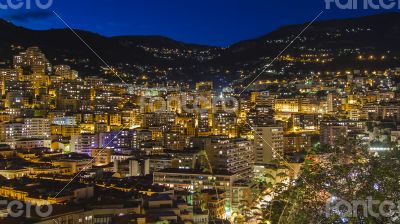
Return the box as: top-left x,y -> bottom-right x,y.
0,0 -> 398,46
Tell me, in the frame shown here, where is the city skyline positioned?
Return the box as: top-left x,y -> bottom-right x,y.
0,1 -> 400,223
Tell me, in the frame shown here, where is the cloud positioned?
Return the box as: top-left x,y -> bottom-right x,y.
6,10 -> 53,22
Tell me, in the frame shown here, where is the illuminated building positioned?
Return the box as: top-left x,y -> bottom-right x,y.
212,112 -> 237,138
121,103 -> 141,127
36,203 -> 142,224
194,189 -> 226,220
94,113 -> 109,124
23,118 -> 51,138
327,93 -> 342,113
109,113 -> 122,126
12,139 -> 51,150
0,122 -> 23,141
5,91 -> 24,108
377,92 -> 395,102
53,65 -> 78,80
164,149 -> 199,169
196,111 -> 211,136
274,97 -> 314,114
99,129 -> 136,150
70,134 -> 99,155
254,126 -> 284,164
274,98 -> 300,113
13,47 -> 50,72
0,178 -> 93,205
238,99 -> 251,122
349,109 -> 361,121
164,132 -> 189,150
113,158 -> 150,177
291,113 -> 318,131
51,125 -> 80,138
205,137 -> 254,180
93,91 -> 122,111
0,118 -> 50,141
0,69 -> 19,83
142,112 -> 176,130
284,133 -> 312,153
153,168 -> 253,210
148,155 -> 178,173
255,92 -> 275,107
51,153 -> 93,173
320,122 -> 348,146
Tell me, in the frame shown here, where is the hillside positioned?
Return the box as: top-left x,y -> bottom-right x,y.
0,12 -> 400,85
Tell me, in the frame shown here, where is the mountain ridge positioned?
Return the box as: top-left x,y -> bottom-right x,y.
0,12 -> 400,84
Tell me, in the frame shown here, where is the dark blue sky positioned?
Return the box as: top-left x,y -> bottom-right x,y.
0,0 -> 398,46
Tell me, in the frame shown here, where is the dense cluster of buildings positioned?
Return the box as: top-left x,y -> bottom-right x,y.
0,46 -> 400,223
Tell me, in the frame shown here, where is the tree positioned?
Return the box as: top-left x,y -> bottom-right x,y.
264,138 -> 400,223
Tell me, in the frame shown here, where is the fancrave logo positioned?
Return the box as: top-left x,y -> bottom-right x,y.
0,0 -> 53,9
325,0 -> 400,9
326,197 -> 399,219
0,200 -> 53,218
